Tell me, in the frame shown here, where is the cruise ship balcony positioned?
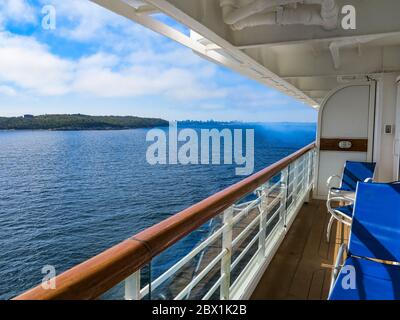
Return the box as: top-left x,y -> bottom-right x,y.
10,139 -> 396,300
13,0 -> 400,300
15,143 -> 351,301
15,144 -> 324,300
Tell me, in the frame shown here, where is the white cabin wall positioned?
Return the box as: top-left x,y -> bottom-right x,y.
315,83 -> 374,199
314,74 -> 399,197
373,73 -> 399,182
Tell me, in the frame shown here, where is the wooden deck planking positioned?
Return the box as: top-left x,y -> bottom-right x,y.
251,199 -> 349,300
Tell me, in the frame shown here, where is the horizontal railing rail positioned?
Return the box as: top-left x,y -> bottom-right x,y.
14,142 -> 316,300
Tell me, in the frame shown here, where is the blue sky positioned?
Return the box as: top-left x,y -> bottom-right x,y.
0,0 -> 317,122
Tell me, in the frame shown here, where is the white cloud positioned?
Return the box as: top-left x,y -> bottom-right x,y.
0,34 -> 69,95
0,31 -> 227,101
227,85 -> 292,109
50,0 -> 116,41
72,59 -> 226,100
0,0 -> 37,27
40,0 -> 156,45
0,85 -> 16,96
198,103 -> 225,110
0,32 -> 74,95
0,0 -> 296,116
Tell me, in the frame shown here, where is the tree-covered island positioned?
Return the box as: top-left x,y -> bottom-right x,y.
0,114 -> 169,130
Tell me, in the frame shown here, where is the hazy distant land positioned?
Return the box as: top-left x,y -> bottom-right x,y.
0,114 -> 169,131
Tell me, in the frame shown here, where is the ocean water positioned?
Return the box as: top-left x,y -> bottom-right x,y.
0,123 -> 315,299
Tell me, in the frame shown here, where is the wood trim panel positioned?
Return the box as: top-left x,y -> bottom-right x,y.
320,138 -> 368,152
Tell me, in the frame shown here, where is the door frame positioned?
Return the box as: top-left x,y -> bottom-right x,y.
394,76 -> 400,180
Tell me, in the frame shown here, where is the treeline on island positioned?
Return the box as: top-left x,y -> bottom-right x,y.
0,114 -> 169,130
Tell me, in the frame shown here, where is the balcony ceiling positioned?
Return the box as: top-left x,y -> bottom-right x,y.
92,0 -> 400,108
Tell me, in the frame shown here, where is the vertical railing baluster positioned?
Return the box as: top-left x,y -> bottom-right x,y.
300,157 -> 304,195
304,155 -> 307,183
309,151 -> 313,183
125,270 -> 141,300
304,152 -> 311,202
301,155 -> 306,194
298,157 -> 303,199
312,149 -> 316,183
292,159 -> 299,206
280,167 -> 289,229
307,152 -> 311,186
220,206 -> 233,300
258,182 -> 269,259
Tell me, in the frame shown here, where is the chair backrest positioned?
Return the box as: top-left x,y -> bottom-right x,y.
341,161 -> 376,191
349,182 -> 400,262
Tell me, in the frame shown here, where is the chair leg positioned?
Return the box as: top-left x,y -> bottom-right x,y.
326,215 -> 335,243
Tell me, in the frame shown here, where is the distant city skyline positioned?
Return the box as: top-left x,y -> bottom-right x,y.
0,0 -> 317,122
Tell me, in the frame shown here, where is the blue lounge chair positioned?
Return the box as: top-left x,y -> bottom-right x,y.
327,161 -> 376,200
329,182 -> 400,300
326,161 -> 376,242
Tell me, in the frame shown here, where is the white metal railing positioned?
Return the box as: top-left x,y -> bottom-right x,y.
123,148 -> 316,301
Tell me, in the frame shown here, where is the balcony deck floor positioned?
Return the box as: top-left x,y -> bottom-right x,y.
251,199 -> 349,300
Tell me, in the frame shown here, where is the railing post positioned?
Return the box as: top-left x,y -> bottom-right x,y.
293,159 -> 300,206
280,167 -> 289,229
304,153 -> 311,203
303,155 -> 307,189
307,152 -> 312,186
125,270 -> 141,300
258,183 -> 269,259
220,206 -> 233,300
307,151 -> 314,199
311,149 -> 316,184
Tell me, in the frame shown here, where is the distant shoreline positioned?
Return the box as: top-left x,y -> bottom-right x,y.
0,115 -> 317,131
0,127 -> 167,132
0,114 -> 169,131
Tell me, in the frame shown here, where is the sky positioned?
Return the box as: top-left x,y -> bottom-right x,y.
0,0 -> 317,122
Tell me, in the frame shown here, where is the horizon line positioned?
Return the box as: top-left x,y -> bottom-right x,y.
0,113 -> 317,124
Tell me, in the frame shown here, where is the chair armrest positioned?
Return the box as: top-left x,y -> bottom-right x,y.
327,175 -> 341,189
330,243 -> 348,293
326,197 -> 354,221
327,196 -> 353,206
326,197 -> 338,217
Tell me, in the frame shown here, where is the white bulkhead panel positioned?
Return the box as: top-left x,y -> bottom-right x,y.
321,86 -> 370,138
315,83 -> 375,198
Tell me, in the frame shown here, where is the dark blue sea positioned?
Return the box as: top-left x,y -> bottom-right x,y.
0,122 -> 315,299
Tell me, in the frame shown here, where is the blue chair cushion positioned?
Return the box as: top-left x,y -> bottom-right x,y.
350,182 -> 400,262
335,185 -> 353,192
341,161 -> 376,192
329,257 -> 400,300
330,186 -> 352,193
335,205 -> 353,218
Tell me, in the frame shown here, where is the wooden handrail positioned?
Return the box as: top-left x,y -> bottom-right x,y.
14,142 -> 316,300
